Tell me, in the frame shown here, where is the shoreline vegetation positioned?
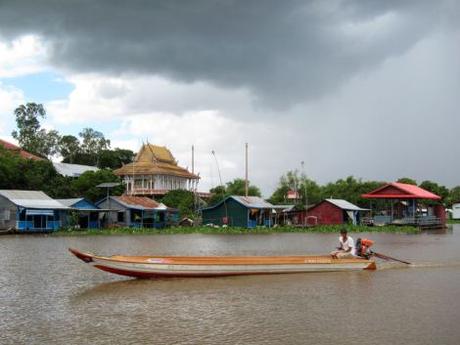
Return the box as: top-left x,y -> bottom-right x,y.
51,225 -> 421,236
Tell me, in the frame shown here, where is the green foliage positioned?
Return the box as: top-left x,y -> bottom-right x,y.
226,178 -> 261,196
0,146 -> 76,197
161,189 -> 196,218
12,103 -> 60,158
322,176 -> 384,207
59,135 -> 81,163
71,169 -> 123,202
448,186 -> 460,206
269,171 -> 384,208
209,178 -> 261,205
60,133 -> 132,169
419,180 -> 449,205
98,148 -> 135,169
397,177 -> 417,185
76,128 -> 111,166
53,224 -> 419,236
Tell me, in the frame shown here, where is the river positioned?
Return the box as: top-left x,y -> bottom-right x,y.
1,226 -> 460,345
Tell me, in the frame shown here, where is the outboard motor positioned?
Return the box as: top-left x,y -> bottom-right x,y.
356,238 -> 374,259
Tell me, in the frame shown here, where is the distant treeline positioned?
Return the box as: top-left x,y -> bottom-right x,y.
11,103 -> 134,169
3,102 -> 460,211
266,173 -> 459,208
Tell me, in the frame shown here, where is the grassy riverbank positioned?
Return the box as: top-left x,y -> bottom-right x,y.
53,224 -> 420,236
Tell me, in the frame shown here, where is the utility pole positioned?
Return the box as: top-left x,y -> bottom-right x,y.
245,143 -> 249,197
191,145 -> 195,174
301,161 -> 307,225
192,145 -> 195,213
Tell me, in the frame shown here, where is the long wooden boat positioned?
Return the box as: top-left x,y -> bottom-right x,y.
69,248 -> 376,278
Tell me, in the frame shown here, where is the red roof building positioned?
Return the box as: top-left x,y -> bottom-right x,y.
286,190 -> 300,200
361,182 -> 441,200
361,182 -> 445,227
0,139 -> 43,161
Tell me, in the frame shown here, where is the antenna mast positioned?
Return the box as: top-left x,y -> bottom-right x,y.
212,150 -> 228,221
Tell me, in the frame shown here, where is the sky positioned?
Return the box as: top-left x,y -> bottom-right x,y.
0,0 -> 459,196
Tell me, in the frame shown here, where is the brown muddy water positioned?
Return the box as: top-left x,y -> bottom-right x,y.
1,226 -> 460,345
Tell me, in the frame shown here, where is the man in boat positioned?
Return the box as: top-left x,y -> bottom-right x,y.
330,229 -> 356,259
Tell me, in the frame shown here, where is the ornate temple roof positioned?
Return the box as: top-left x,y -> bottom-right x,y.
114,144 -> 199,179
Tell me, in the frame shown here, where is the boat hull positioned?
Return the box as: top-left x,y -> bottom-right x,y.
69,248 -> 376,278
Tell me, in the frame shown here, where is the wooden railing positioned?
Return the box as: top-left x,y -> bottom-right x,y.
361,215 -> 443,227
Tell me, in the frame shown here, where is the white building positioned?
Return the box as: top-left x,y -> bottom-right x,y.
452,203 -> 460,219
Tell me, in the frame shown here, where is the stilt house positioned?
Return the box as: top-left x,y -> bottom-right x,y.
0,190 -> 69,232
96,195 -> 177,228
201,196 -> 275,228
57,198 -> 107,229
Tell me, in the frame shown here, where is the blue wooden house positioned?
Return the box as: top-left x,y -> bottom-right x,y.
96,195 -> 177,228
57,198 -> 107,229
0,190 -> 70,232
201,195 -> 276,228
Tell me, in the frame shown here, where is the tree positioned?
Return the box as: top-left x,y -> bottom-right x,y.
269,170 -> 323,206
226,178 -> 261,196
161,190 -> 196,218
208,185 -> 227,206
0,146 -> 75,197
12,103 -> 60,158
208,178 -> 262,206
79,128 -> 110,154
79,128 -> 111,166
98,148 -> 135,169
448,186 -> 460,206
71,169 -> 123,202
419,180 -> 449,204
298,178 -> 323,207
59,135 -> 81,163
397,177 -> 417,185
269,170 -> 300,204
34,129 -> 60,158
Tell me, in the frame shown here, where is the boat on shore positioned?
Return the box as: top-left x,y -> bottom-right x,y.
69,248 -> 376,278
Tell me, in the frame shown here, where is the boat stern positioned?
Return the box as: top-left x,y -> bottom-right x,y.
364,260 -> 377,270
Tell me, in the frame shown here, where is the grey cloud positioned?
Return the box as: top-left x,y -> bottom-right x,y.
0,0 -> 458,108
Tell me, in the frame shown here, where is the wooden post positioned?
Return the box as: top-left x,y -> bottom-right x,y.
245,143 -> 248,197
192,145 -> 195,174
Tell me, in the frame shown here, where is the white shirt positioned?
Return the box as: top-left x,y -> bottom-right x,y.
339,236 -> 356,256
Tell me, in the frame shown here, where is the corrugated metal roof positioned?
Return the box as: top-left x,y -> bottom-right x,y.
55,198 -> 84,207
361,182 -> 441,200
113,195 -> 161,210
273,204 -> 297,212
201,195 -> 276,212
97,182 -> 121,188
231,196 -> 274,209
53,162 -> 98,177
326,199 -> 368,211
0,190 -> 70,209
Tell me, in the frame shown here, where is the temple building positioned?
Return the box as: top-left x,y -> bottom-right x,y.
114,144 -> 200,197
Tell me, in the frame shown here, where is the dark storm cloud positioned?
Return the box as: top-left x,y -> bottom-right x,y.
0,0 -> 458,107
